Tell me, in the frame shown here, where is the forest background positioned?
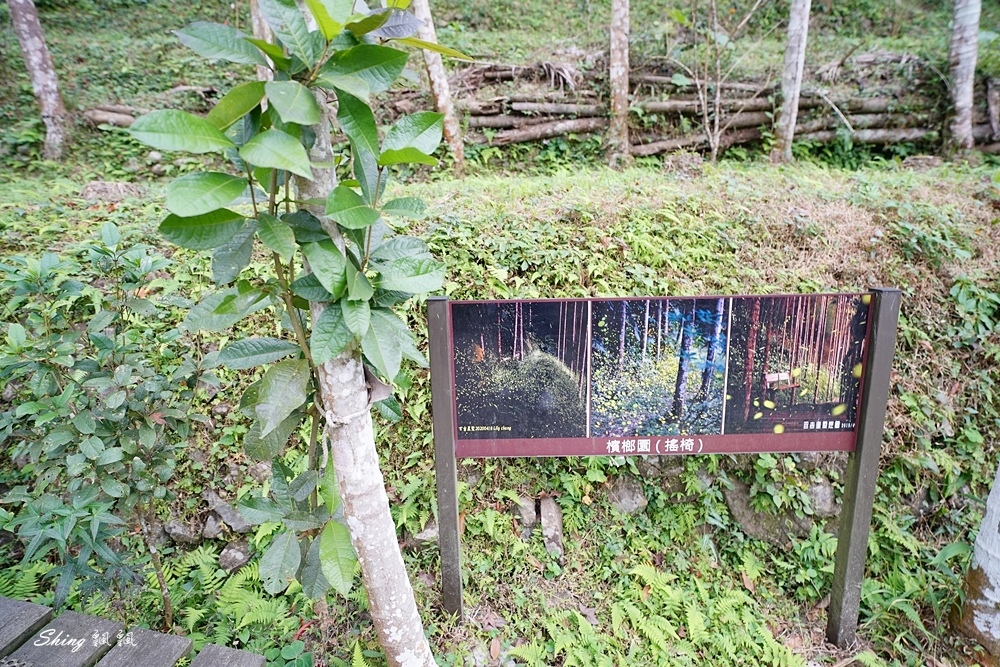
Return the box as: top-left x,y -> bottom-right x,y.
1,0 -> 1000,666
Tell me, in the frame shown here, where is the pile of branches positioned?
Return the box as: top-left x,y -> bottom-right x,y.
454,59 -> 1000,155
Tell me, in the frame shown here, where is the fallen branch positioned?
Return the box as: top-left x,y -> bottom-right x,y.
510,102 -> 604,116
82,109 -> 135,127
468,115 -> 557,129
795,127 -> 934,144
490,118 -> 608,145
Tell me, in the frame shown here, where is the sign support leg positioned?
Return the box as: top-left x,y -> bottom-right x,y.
826,288 -> 901,647
428,297 -> 463,619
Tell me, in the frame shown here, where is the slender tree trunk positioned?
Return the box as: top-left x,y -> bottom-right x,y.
411,0 -> 465,175
607,0 -> 632,167
743,298 -> 761,422
699,298 -> 725,397
618,301 -> 628,370
770,0 -> 812,163
249,0 -> 274,82
955,462 -> 1000,654
672,302 -> 695,423
948,0 -> 981,151
8,0 -> 67,160
641,300 -> 650,364
300,97 -> 435,667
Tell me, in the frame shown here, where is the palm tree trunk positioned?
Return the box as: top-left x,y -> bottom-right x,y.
607,0 -> 631,167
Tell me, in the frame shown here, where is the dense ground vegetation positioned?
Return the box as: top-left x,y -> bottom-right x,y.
1,0 -> 1000,666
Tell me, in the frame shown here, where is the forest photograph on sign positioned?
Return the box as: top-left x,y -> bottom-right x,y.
447,294 -> 871,457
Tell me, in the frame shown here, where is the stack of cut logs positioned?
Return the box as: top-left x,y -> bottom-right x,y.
457,62 -> 1000,155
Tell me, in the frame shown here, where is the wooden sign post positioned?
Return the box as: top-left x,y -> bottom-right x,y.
428,289 -> 900,646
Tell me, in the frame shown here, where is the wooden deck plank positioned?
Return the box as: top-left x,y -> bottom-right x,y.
190,643 -> 265,667
7,611 -> 122,667
0,598 -> 53,659
94,627 -> 191,667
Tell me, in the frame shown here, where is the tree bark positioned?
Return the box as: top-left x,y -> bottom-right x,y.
955,462 -> 1000,654
607,0 -> 631,167
411,0 -> 465,175
699,298 -> 725,398
249,0 -> 274,83
948,0 -> 981,151
671,302 -> 695,424
299,97 -> 435,667
770,0 -> 812,163
8,0 -> 67,160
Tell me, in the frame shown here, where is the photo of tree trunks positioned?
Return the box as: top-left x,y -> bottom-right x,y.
451,301 -> 589,439
723,294 -> 869,435
590,297 -> 728,437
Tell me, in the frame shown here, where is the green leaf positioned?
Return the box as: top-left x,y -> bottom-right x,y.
370,9 -> 421,39
101,478 -> 127,499
383,112 -> 443,155
81,436 -> 104,460
243,412 -> 302,460
266,81 -> 322,126
345,9 -> 390,37
299,535 -> 331,599
166,172 -> 247,217
345,260 -> 374,302
240,130 -> 313,179
284,210 -> 329,243
395,36 -> 471,60
207,81 -> 266,131
239,496 -> 287,524
96,447 -> 124,465
257,0 -> 322,66
311,303 -> 353,364
159,209 -> 246,250
245,37 -> 292,70
174,21 -> 268,66
319,45 -> 408,94
260,530 -> 301,594
353,144 -> 382,206
334,91 -> 380,159
313,73 -> 370,103
302,241 -> 347,298
183,286 -> 270,332
341,298 -> 370,336
362,310 -> 402,381
387,0 -> 411,7
256,359 -> 311,437
378,147 -> 437,167
380,198 -> 426,219
288,471 -> 320,502
212,221 -> 258,284
219,337 -> 301,369
282,511 -> 323,532
131,110 -> 235,154
258,213 -> 297,262
326,186 -> 380,229
291,273 -> 335,302
376,257 -> 444,294
320,462 -> 342,515
319,520 -> 356,596
303,0 -> 351,39
372,307 -> 425,366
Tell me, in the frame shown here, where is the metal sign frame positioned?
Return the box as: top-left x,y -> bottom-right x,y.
427,288 -> 900,648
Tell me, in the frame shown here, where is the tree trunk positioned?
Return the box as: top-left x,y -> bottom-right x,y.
8,0 -> 67,160
411,0 -> 465,175
955,462 -> 1000,654
299,97 -> 435,667
699,298 -> 725,398
618,301 -> 628,370
672,302 -> 695,424
607,0 -> 631,167
948,0 -> 981,151
770,0 -> 812,163
249,0 -> 274,82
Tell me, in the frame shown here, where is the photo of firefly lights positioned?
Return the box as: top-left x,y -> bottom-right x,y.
589,298 -> 728,437
723,294 -> 869,435
450,294 -> 869,442
452,301 -> 589,439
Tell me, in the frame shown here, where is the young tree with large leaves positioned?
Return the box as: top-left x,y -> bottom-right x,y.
130,2 -> 460,664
